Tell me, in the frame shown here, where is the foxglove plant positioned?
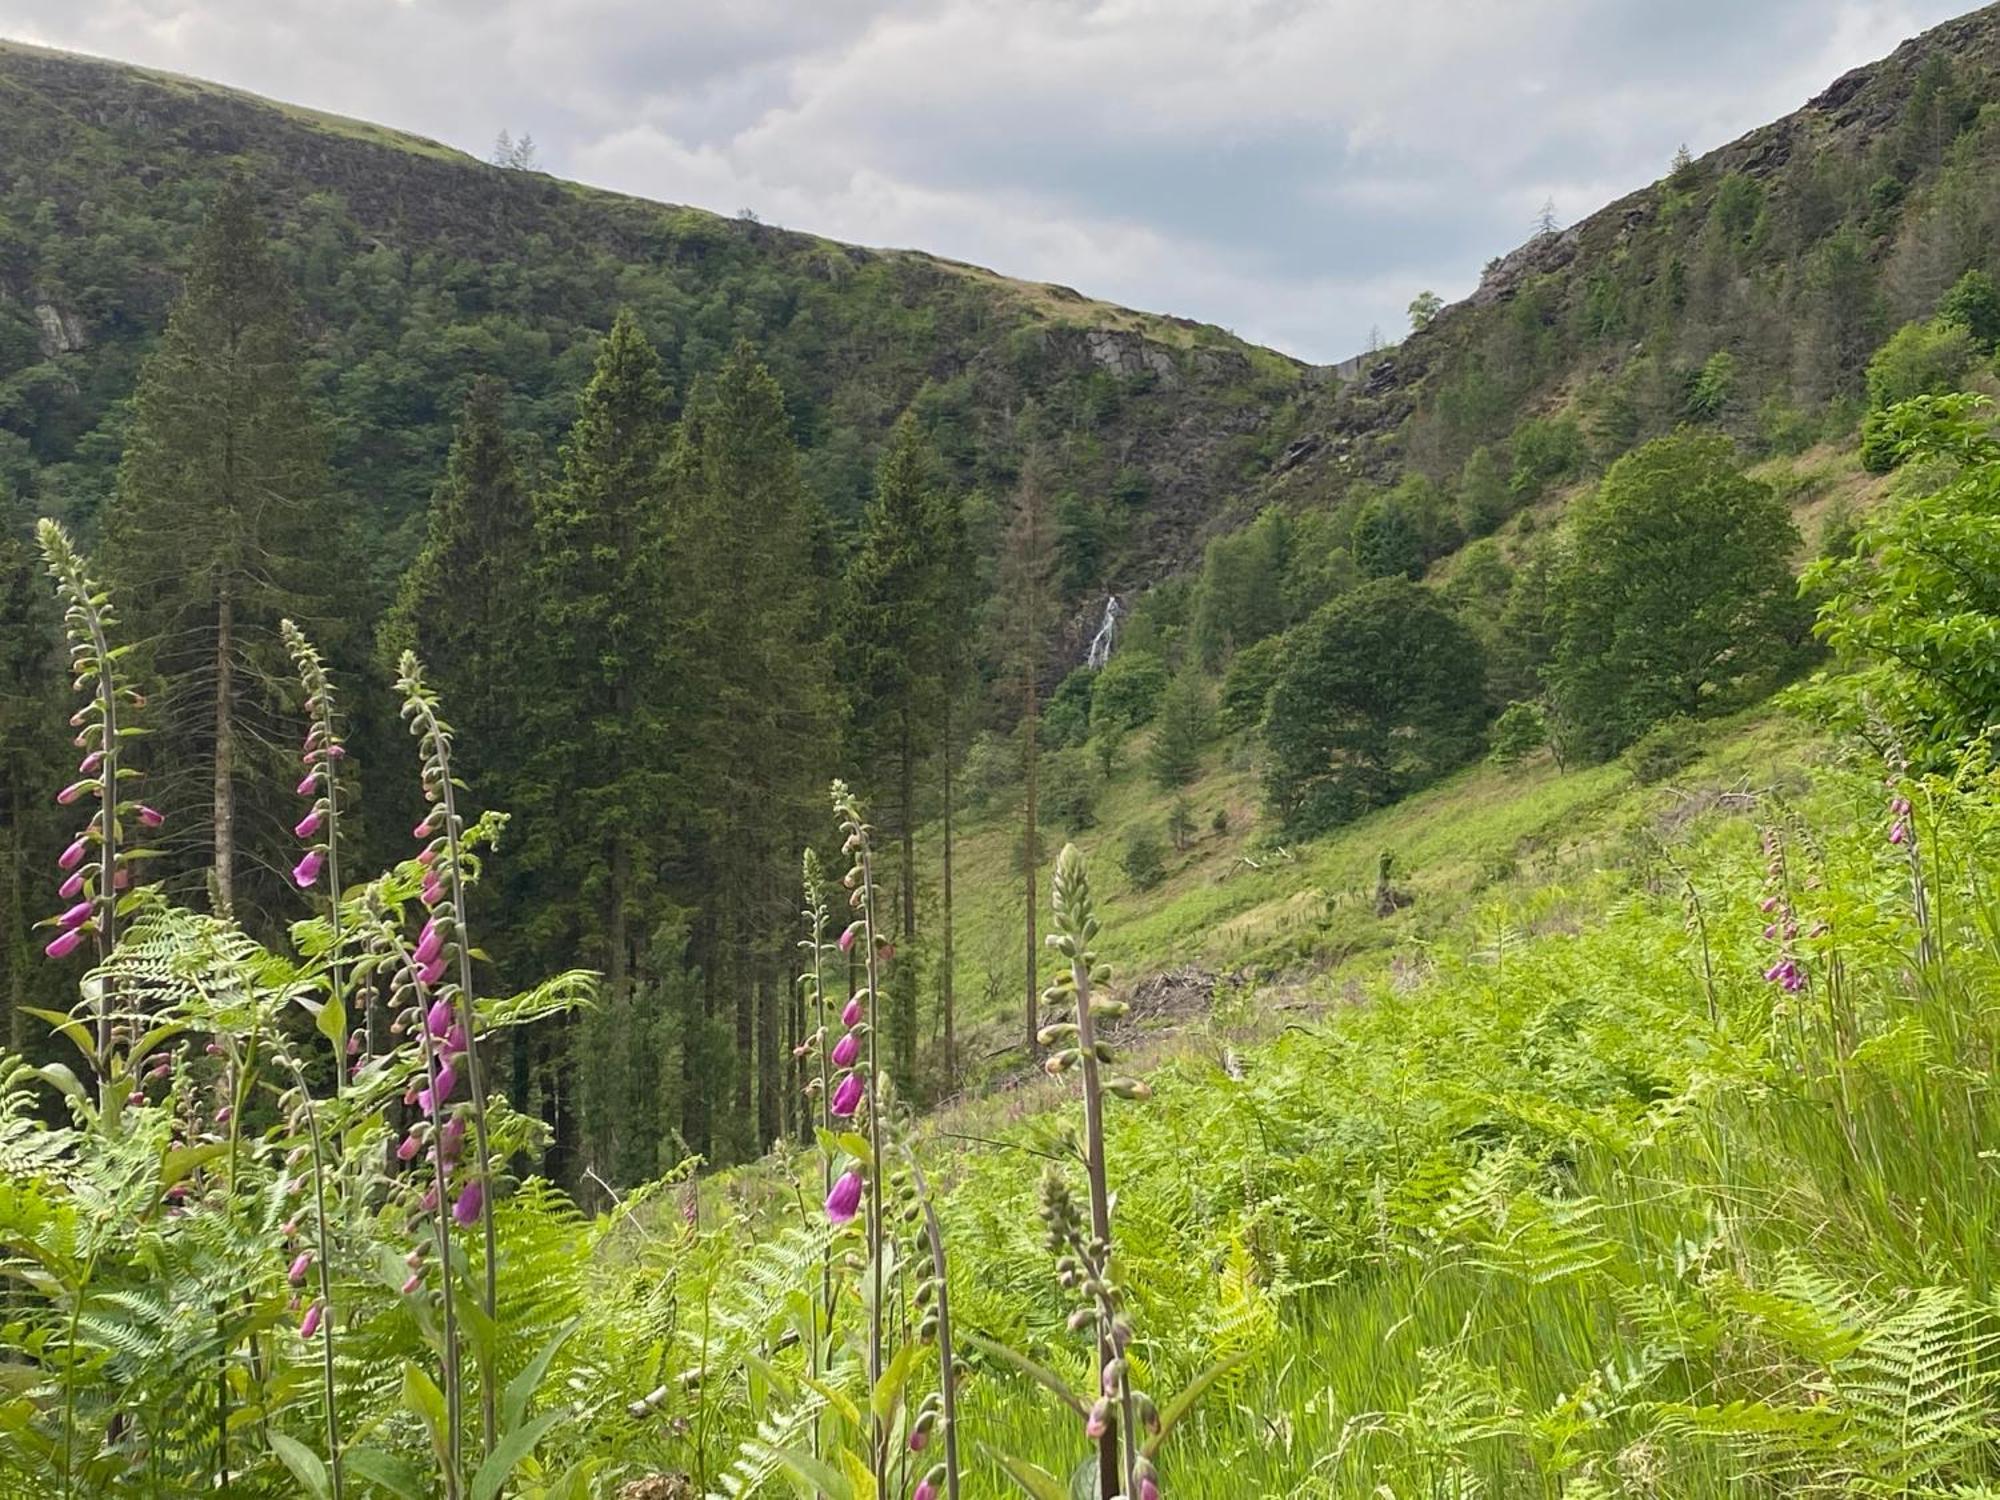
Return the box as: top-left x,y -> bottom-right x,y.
396,651 -> 501,1456
282,620 -> 356,1076
36,520 -> 149,1106
1036,842 -> 1157,1499
829,780 -> 890,1483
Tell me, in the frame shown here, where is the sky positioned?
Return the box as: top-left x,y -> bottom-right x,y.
0,1 -> 1978,362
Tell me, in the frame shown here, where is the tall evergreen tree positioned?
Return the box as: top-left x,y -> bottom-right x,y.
670,342 -> 834,1157
520,310 -> 681,1184
105,179 -> 339,919
842,414 -> 952,1092
996,435 -> 1059,1058
384,377 -> 533,797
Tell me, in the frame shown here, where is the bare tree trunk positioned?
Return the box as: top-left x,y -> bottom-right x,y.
6,780 -> 22,1055
1022,673 -> 1039,1058
940,694 -> 956,1094
212,588 -> 236,914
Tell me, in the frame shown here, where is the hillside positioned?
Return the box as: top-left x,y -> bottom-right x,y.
0,38 -> 1301,598
1238,2 -> 2000,539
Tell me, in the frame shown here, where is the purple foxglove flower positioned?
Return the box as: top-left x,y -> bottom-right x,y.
426,997 -> 453,1037
413,817 -> 433,840
825,1168 -> 863,1224
915,1483 -> 936,1500
420,1185 -> 438,1212
347,1031 -> 362,1057
445,1022 -> 467,1054
430,1064 -> 457,1108
59,837 -> 88,871
57,901 -> 93,929
1085,1399 -> 1109,1438
293,850 -> 324,888
299,1301 -> 322,1339
288,1251 -> 313,1285
400,1271 -> 423,1295
831,1031 -> 860,1068
397,1131 -> 423,1162
416,1086 -> 433,1115
414,922 -> 444,964
76,749 -> 104,775
59,871 -> 84,900
1889,820 -> 1908,845
417,845 -> 437,867
56,780 -> 92,805
421,875 -> 444,906
1138,1477 -> 1160,1500
451,1180 -> 483,1228
137,805 -> 164,828
296,771 -> 319,796
909,1428 -> 930,1452
842,997 -> 863,1027
838,925 -> 856,954
417,955 -> 447,987
294,807 -> 323,840
440,1115 -> 466,1162
44,927 -> 86,959
830,1070 -> 865,1118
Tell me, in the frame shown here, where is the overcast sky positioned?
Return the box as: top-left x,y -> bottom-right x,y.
0,1 -> 1977,361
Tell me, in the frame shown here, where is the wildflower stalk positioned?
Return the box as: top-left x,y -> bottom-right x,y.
276,1047 -> 344,1500
1041,843 -> 1155,1499
902,1142 -> 961,1500
832,781 -> 889,1487
800,850 -> 836,1414
37,520 -> 135,1104
372,906 -> 465,1499
398,651 -> 498,1456
283,621 -> 351,1083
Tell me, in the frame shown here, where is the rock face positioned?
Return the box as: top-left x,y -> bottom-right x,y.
1083,328 -> 1180,385
32,300 -> 86,356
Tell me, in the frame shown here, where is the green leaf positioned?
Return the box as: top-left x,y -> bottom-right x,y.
964,1332 -> 1087,1417
24,1010 -> 95,1065
798,1371 -> 863,1429
503,1316 -> 579,1433
980,1446 -> 1071,1500
870,1338 -> 919,1422
161,1142 -> 228,1190
315,992 -> 347,1049
1142,1348 -> 1251,1457
752,1439 -> 849,1499
345,1446 -> 429,1499
838,1446 -> 876,1500
470,1410 -> 562,1500
267,1432 -> 333,1500
817,1127 -> 874,1164
401,1361 -> 449,1468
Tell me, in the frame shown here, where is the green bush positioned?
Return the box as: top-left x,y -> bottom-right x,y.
1043,665 -> 1095,749
1219,634 -> 1286,732
1120,828 -> 1167,889
1039,745 -> 1098,832
1623,715 -> 1705,784
1488,700 -> 1549,766
1091,648 -> 1170,731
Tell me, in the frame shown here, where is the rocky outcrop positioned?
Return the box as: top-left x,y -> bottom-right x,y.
32,300 -> 86,357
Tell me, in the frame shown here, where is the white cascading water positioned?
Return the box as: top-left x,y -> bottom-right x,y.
1085,593 -> 1122,669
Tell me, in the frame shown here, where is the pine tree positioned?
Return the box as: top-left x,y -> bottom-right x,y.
670,342 -> 835,1157
996,433 -> 1060,1058
106,179 -> 340,920
934,480 -> 976,1094
842,414 -> 952,1092
384,377 -> 532,793
520,310 -> 681,1184
1148,669 -> 1210,789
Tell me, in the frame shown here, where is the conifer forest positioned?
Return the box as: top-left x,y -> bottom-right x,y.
11,6 -> 2000,1495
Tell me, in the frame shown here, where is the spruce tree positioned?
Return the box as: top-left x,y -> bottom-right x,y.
384,377 -> 532,797
669,342 -> 834,1156
520,310 -> 681,1183
106,179 -> 339,919
996,434 -> 1059,1058
842,414 -> 952,1092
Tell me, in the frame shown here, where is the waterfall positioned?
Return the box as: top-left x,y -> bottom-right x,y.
1085,593 -> 1122,670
